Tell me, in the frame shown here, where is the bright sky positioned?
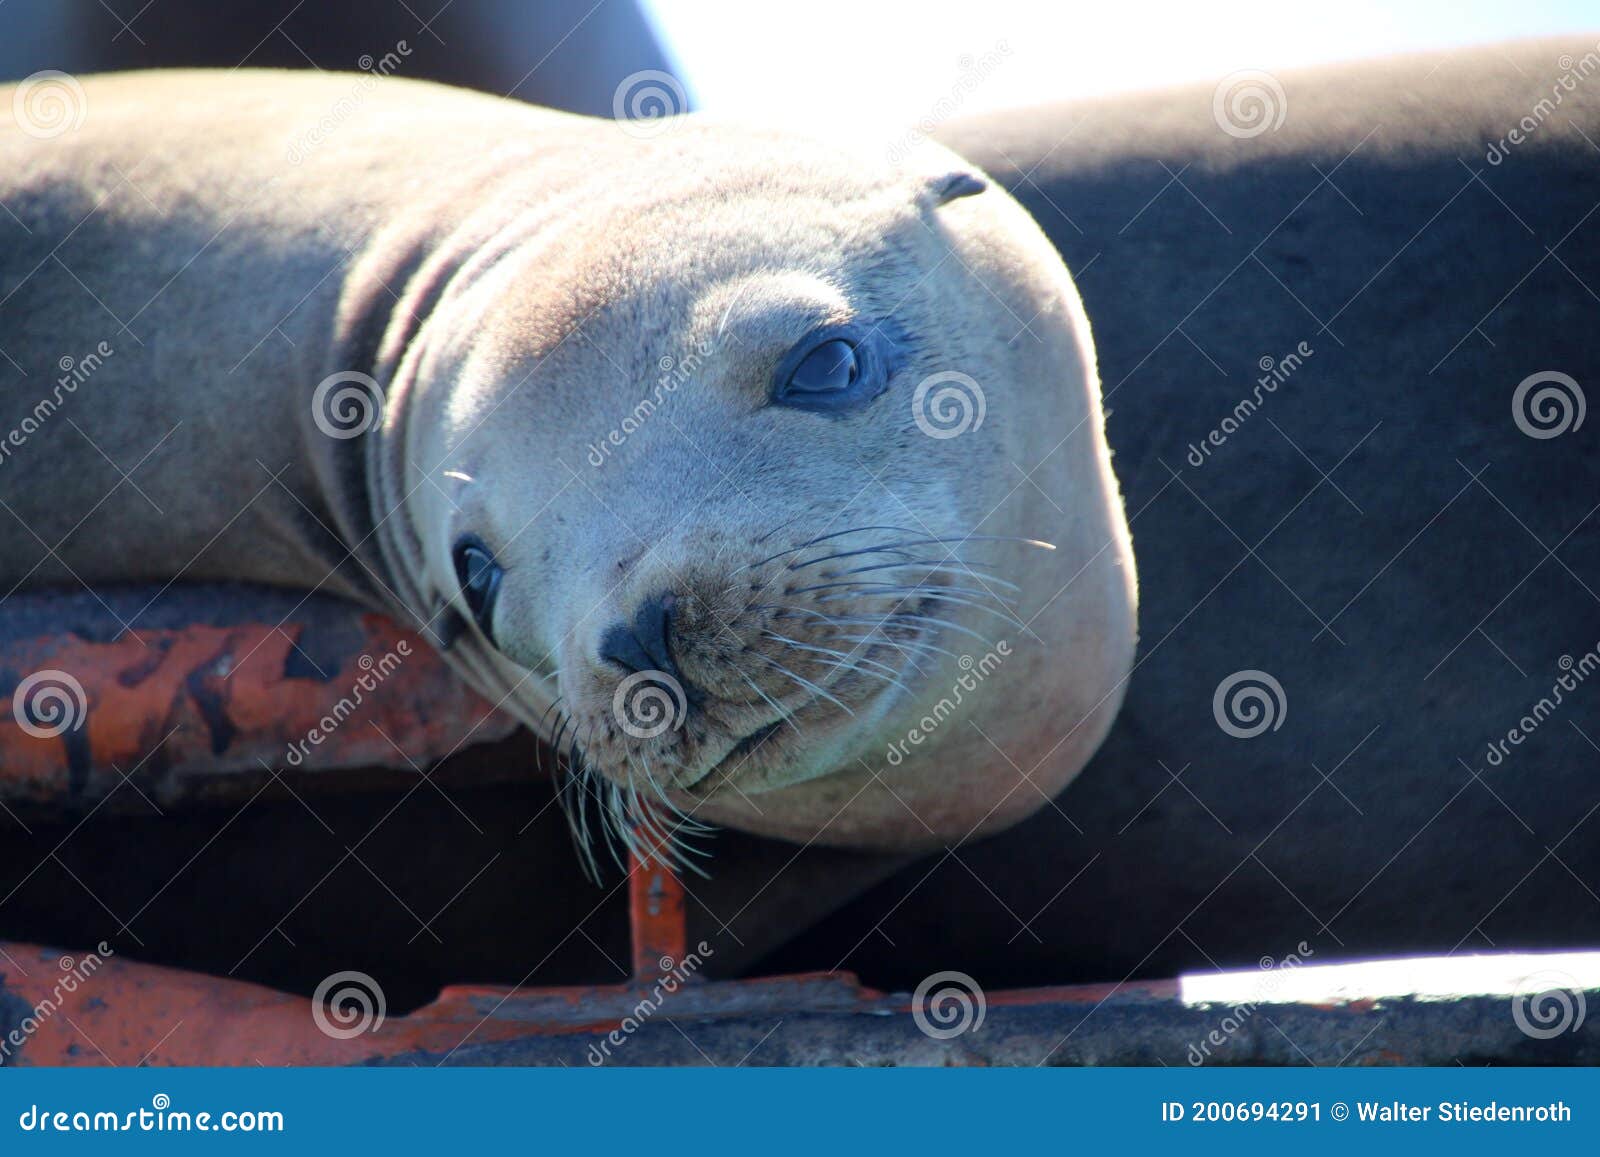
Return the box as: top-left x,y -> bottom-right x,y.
641,0 -> 1597,131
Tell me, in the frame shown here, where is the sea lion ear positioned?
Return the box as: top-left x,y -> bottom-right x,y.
923,171 -> 988,207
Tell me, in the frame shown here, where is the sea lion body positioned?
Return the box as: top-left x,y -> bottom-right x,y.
0,70 -> 1135,852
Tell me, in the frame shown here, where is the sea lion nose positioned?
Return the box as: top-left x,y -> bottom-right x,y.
599,590 -> 683,683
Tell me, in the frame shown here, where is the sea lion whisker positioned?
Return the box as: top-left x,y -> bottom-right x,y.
791,533 -> 1057,569
536,696 -> 569,779
643,808 -> 715,875
781,539 -> 999,573
536,695 -> 566,742
807,616 -> 947,674
620,744 -> 714,822
825,559 -> 1022,591
765,639 -> 907,690
752,510 -> 811,546
819,637 -> 931,679
602,779 -> 639,873
761,631 -> 915,694
814,587 -> 1027,630
579,732 -> 618,880
735,669 -> 804,736
784,545 -> 923,571
737,524 -> 934,573
623,770 -> 668,862
828,630 -> 953,662
562,720 -> 587,793
626,757 -> 712,876
794,578 -> 1022,611
762,628 -> 912,678
626,750 -> 672,817
783,537 -> 1024,572
578,730 -> 610,857
749,653 -> 855,717
815,576 -> 1021,603
761,604 -> 932,657
632,750 -> 716,835
757,604 -> 956,654
636,766 -> 718,836
815,611 -> 999,649
560,753 -> 607,885
755,603 -> 848,624
559,780 -> 598,884
815,630 -> 943,673
547,712 -> 575,783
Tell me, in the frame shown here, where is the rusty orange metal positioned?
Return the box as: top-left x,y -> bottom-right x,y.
0,937 -> 865,1065
628,846 -> 687,978
0,597 -> 515,807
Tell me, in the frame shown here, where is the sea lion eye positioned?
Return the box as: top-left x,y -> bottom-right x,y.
787,340 -> 858,393
452,535 -> 503,643
772,326 -> 891,413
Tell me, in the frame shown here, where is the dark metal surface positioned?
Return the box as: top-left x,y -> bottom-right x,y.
5,934 -> 1596,1066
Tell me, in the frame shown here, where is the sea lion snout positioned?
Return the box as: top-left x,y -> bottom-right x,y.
563,528 -> 925,795
596,590 -> 691,696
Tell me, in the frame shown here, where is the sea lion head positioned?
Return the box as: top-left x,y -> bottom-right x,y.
397,124 -> 1136,859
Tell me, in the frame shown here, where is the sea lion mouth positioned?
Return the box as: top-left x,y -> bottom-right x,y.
670,712 -> 827,803
696,718 -> 787,787
677,652 -> 907,799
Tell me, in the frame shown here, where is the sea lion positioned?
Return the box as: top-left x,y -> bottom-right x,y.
0,69 -> 1135,859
